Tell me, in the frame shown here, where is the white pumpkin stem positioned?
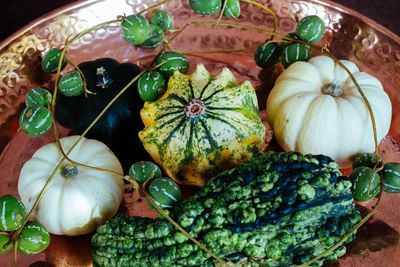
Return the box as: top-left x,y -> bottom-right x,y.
321,79 -> 344,97
60,164 -> 78,178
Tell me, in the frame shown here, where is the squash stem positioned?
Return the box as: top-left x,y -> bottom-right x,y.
60,164 -> 79,178
321,80 -> 344,97
184,99 -> 206,118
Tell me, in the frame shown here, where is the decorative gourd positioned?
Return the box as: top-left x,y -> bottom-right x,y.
17,136 -> 124,236
266,55 -> 392,165
92,152 -> 361,267
128,161 -> 162,183
139,64 -> 266,186
55,58 -> 146,170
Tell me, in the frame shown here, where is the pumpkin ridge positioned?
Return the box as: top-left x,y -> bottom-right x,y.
206,109 -> 261,135
54,183 -> 67,233
275,91 -> 319,123
175,126 -> 197,181
204,112 -> 241,135
188,81 -> 196,100
198,78 -> 214,99
202,87 -> 226,103
167,93 -> 189,106
207,106 -> 239,111
297,95 -> 340,154
156,109 -> 184,121
163,117 -> 188,145
206,106 -> 254,117
344,95 -> 373,148
343,72 -> 383,91
333,97 -> 345,158
161,105 -> 186,110
277,93 -> 318,151
157,113 -> 185,129
198,118 -> 219,149
185,121 -> 195,159
335,98 -> 364,159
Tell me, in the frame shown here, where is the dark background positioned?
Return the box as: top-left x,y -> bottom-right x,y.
0,0 -> 399,41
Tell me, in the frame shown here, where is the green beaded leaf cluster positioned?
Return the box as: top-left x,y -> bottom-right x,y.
21,47 -> 87,137
58,70 -> 84,97
129,161 -> 182,210
349,153 -> 400,200
136,50 -> 189,102
119,10 -> 191,103
120,9 -> 174,48
129,161 -> 163,183
20,87 -> 54,137
137,51 -> 189,102
137,72 -> 166,102
254,15 -> 326,69
41,48 -> 67,73
189,0 -> 241,18
147,177 -> 182,209
151,10 -> 174,31
92,151 -> 361,267
0,195 -> 50,255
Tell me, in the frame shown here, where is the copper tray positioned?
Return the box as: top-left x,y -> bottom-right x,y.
0,0 -> 399,266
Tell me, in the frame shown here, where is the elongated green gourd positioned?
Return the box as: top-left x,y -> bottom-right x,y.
92,151 -> 360,267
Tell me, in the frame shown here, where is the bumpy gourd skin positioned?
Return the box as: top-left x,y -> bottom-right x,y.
92,151 -> 360,267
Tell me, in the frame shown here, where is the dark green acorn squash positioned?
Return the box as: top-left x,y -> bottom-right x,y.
55,58 -> 147,169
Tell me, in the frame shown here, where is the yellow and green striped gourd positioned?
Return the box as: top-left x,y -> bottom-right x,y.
139,64 -> 266,186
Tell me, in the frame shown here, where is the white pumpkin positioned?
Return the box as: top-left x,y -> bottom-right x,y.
266,55 -> 392,165
18,136 -> 124,236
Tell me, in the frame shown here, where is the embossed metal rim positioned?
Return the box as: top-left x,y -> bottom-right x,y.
315,0 -> 399,42
0,0 -> 398,51
0,0 -> 93,50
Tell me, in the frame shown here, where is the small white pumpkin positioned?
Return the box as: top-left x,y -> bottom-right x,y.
18,136 -> 124,236
266,55 -> 392,165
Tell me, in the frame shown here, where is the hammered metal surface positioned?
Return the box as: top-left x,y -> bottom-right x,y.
0,0 -> 399,266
